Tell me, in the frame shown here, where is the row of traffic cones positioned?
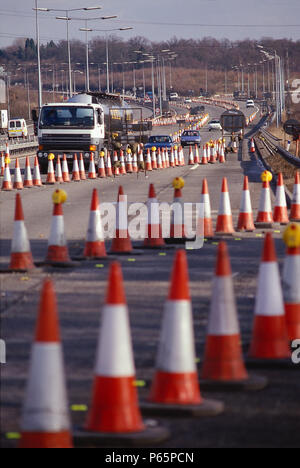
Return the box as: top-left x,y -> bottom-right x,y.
18,230 -> 299,447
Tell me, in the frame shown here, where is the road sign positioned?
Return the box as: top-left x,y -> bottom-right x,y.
221,109 -> 246,133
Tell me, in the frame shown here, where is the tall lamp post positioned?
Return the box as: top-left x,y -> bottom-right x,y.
80,27 -> 133,93
35,6 -> 102,98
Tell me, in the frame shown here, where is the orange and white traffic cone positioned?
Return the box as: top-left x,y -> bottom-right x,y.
0,151 -> 5,176
201,145 -> 208,165
110,187 -> 133,254
88,153 -> 97,179
144,250 -> 224,416
157,149 -> 163,170
215,178 -> 235,235
282,224 -> 300,342
250,138 -> 256,153
23,156 -> 33,188
179,146 -> 185,166
209,144 -> 217,164
138,149 -> 145,172
290,172 -> 300,221
194,145 -> 200,164
61,155 -> 70,183
2,160 -> 12,191
174,146 -> 179,166
255,181 -> 274,227
201,243 -> 267,390
79,153 -> 86,180
55,156 -> 63,184
237,176 -> 255,232
145,149 -> 152,171
106,153 -> 113,177
119,150 -> 126,175
13,158 -> 23,190
113,151 -> 121,176
144,184 -> 166,249
198,179 -> 214,238
80,262 -> 169,445
126,150 -> 133,173
169,148 -> 175,168
188,147 -> 195,165
219,145 -> 226,164
46,194 -> 71,265
84,189 -> 107,259
19,279 -> 73,448
273,173 -> 289,224
72,154 -> 80,182
151,148 -> 158,170
132,153 -> 138,173
98,156 -> 106,178
9,194 -> 35,271
248,233 -> 290,362
33,157 -> 43,186
46,157 -> 56,185
168,188 -> 186,243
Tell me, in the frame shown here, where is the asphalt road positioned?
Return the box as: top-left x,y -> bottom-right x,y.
1,101 -> 299,449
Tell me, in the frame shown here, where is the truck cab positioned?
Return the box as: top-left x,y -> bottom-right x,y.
37,94 -> 105,171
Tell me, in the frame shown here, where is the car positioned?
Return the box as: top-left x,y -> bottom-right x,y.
144,135 -> 176,151
169,92 -> 179,101
208,119 -> 222,131
181,130 -> 201,147
246,99 -> 255,108
8,118 -> 28,139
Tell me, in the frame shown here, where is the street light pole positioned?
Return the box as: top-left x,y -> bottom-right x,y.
35,0 -> 43,110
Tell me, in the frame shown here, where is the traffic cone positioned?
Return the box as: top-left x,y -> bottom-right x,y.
168,188 -> 186,243
255,181 -> 274,227
138,149 -> 145,172
156,149 -> 163,170
13,158 -> 23,190
282,224 -> 300,342
209,144 -> 217,164
83,189 -> 107,259
290,172 -> 300,221
152,148 -> 157,170
198,179 -> 214,238
201,146 -> 208,165
132,153 -> 138,173
194,145 -> 200,164
106,153 -> 113,177
76,263 -> 169,446
55,156 -> 63,184
215,178 -> 235,235
98,156 -> 106,178
273,173 -> 289,224
61,155 -> 70,183
250,138 -> 256,153
119,151 -> 126,175
248,233 -> 290,361
46,158 -> 56,185
110,187 -> 133,254
161,149 -> 166,169
19,280 -> 73,448
145,149 -> 152,171
79,153 -> 86,180
114,151 -> 121,176
2,160 -> 12,191
72,155 -> 80,182
144,251 -> 224,416
144,184 -> 166,249
200,243 -> 267,390
46,196 -> 71,265
179,146 -> 185,166
0,151 -> 4,176
174,147 -> 179,166
126,150 -> 133,173
88,153 -> 97,179
237,176 -> 255,231
9,194 -> 35,271
219,145 -> 226,164
188,147 -> 195,165
33,157 -> 43,186
169,148 -> 175,168
23,156 -> 33,188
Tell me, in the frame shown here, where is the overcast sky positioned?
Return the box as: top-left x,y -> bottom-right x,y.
0,0 -> 299,48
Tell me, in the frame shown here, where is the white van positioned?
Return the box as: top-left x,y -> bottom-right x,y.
8,119 -> 28,139
169,92 -> 179,101
246,100 -> 255,108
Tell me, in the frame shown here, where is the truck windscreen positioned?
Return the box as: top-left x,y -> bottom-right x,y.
40,106 -> 94,129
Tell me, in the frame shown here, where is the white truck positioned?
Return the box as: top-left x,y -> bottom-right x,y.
36,94 -> 105,172
0,110 -> 8,135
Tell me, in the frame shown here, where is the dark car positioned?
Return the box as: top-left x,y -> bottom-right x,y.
144,135 -> 176,150
180,130 -> 202,147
